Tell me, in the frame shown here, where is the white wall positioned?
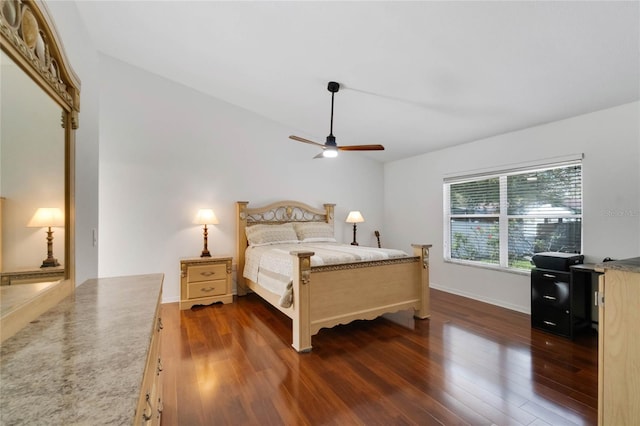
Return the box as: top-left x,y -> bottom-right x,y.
384,102 -> 640,313
97,55 -> 385,303
46,1 -> 100,285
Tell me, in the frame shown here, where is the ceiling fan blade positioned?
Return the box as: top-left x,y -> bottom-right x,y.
289,135 -> 325,148
338,144 -> 385,151
292,82 -> 385,157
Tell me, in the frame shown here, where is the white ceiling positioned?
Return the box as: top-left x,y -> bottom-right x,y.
74,1 -> 640,162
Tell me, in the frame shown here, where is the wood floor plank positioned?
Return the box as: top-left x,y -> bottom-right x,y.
160,289 -> 597,425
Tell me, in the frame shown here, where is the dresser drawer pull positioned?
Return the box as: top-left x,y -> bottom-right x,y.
143,393 -> 153,421
157,358 -> 163,376
542,273 -> 557,279
200,271 -> 216,277
200,287 -> 216,293
543,320 -> 557,327
157,317 -> 163,331
542,295 -> 557,301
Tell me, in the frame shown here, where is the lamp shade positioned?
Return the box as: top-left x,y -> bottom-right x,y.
345,211 -> 364,223
194,209 -> 219,225
27,208 -> 64,227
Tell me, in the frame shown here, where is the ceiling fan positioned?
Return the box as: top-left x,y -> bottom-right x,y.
290,81 -> 385,158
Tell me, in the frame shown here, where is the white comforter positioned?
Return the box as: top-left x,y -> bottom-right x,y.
243,242 -> 409,306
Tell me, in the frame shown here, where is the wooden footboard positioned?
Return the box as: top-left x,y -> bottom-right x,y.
290,244 -> 430,352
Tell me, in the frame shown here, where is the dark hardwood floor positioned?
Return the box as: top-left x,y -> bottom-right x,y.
160,289 -> 597,425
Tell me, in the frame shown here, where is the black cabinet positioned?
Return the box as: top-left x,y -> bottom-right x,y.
531,267 -> 592,339
531,269 -> 572,337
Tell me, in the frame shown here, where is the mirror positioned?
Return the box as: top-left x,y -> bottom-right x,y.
1,49 -> 66,274
0,0 -> 80,340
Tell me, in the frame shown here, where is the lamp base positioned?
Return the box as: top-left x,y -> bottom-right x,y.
350,223 -> 359,246
41,257 -> 60,268
200,224 -> 212,257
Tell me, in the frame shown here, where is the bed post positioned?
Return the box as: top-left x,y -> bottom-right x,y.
291,250 -> 314,352
236,201 -> 249,296
412,244 -> 431,319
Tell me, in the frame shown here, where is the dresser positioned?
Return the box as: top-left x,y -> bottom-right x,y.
596,257 -> 640,426
180,256 -> 233,309
0,274 -> 164,425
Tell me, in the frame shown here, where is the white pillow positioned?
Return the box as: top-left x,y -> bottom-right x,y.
245,223 -> 299,246
293,222 -> 336,242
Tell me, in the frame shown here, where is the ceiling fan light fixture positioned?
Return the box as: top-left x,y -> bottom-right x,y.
323,147 -> 338,158
289,80 -> 385,157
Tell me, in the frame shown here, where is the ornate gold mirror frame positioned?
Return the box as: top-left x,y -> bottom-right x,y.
1,0 -> 80,340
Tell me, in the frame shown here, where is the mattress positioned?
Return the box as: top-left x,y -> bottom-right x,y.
243,242 -> 409,307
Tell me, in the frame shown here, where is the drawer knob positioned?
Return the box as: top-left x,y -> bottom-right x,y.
201,271 -> 215,277
543,320 -> 557,327
201,287 -> 215,293
542,295 -> 557,301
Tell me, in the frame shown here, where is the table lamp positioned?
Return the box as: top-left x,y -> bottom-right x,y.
28,207 -> 64,268
194,209 -> 219,257
345,211 -> 364,246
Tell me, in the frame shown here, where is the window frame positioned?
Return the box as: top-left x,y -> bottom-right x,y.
443,155 -> 583,273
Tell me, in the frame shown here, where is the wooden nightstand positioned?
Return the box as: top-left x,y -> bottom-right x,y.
180,256 -> 233,310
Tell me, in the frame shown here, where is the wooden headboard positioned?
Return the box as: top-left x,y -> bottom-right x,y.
235,200 -> 335,294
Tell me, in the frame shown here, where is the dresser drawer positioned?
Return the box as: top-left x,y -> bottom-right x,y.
187,263 -> 227,283
188,279 -> 226,299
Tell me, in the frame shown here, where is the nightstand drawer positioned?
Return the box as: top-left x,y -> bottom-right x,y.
188,279 -> 226,299
187,263 -> 227,283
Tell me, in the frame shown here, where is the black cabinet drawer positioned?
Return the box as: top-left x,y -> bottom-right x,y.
531,305 -> 571,337
532,278 -> 570,308
532,269 -> 570,284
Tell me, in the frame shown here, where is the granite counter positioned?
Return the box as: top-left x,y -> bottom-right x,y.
0,273 -> 164,425
595,257 -> 640,274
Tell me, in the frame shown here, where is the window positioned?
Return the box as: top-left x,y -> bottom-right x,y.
444,158 -> 582,271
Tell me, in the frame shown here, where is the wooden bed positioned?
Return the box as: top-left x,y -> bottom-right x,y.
236,200 -> 431,352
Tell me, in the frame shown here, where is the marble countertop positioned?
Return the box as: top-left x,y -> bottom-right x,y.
595,257 -> 640,274
1,281 -> 59,315
0,273 -> 163,425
